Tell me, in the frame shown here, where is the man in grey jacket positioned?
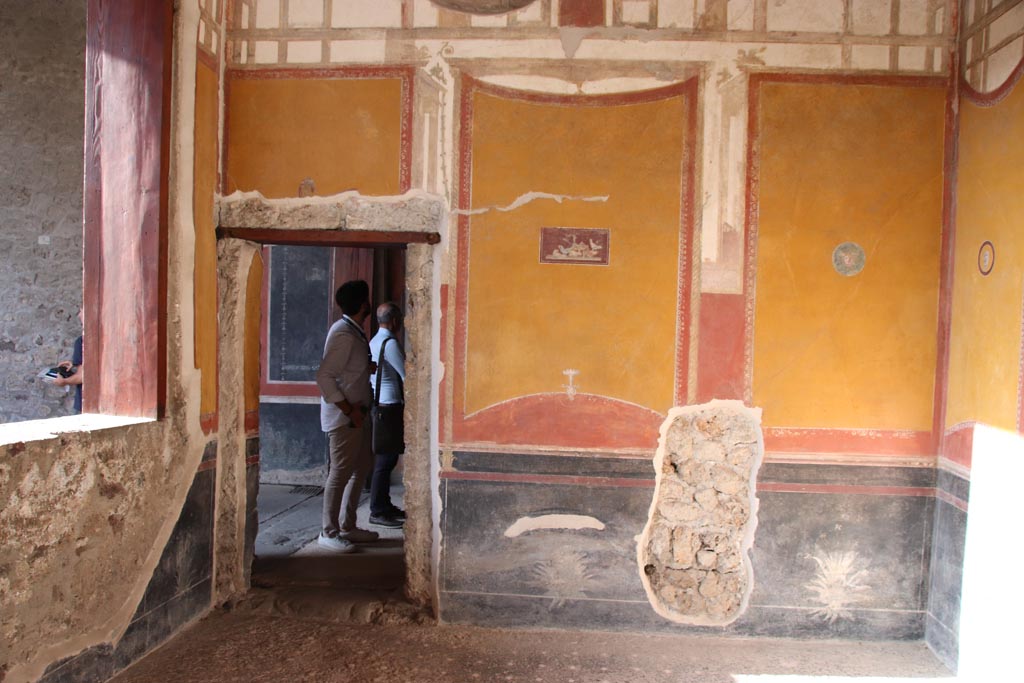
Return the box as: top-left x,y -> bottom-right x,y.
315,280 -> 379,553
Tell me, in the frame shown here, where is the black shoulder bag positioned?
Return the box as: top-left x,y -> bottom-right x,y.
371,337 -> 405,455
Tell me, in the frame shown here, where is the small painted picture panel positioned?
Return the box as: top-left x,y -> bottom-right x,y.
540,227 -> 611,266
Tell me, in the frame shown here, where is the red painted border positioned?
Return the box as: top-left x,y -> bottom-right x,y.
454,394 -> 665,450
935,486 -> 969,512
744,71 -> 948,453
442,469 -> 951,501
1019,286 -> 1024,433
756,482 -> 934,497
223,65 -> 414,193
200,413 -> 218,433
197,44 -> 218,72
442,470 -> 655,488
696,292 -> 745,401
258,246 -> 323,398
245,455 -> 261,466
961,52 -> 1024,107
450,75 -> 698,450
244,409 -> 259,435
943,422 -> 974,470
197,459 -> 218,472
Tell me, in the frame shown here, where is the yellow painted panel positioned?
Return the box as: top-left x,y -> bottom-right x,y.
244,252 -> 264,417
195,61 -> 220,421
225,77 -> 402,197
465,90 -> 688,414
946,81 -> 1024,430
753,82 -> 945,430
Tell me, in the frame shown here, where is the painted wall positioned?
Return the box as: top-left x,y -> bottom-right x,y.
195,56 -> 221,432
224,71 -> 409,197
3,3 -> 981,679
0,0 -> 85,423
945,74 -> 1024,433
244,251 -> 263,434
928,22 -> 1024,666
752,78 -> 945,432
451,80 -> 694,450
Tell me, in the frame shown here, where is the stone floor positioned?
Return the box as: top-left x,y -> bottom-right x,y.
106,483 -> 953,683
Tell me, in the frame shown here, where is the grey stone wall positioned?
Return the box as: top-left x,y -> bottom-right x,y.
0,0 -> 86,422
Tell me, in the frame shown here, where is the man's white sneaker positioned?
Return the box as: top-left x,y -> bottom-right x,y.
318,532 -> 356,553
338,528 -> 379,543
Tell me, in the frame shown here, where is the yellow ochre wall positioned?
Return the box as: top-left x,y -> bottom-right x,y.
753,81 -> 945,430
946,79 -> 1024,431
244,251 -> 263,421
224,76 -> 404,197
194,59 -> 220,425
464,89 -> 688,415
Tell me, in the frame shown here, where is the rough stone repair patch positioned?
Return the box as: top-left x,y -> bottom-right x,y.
217,190 -> 445,231
637,400 -> 763,625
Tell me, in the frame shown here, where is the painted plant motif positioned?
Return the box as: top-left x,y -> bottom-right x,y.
530,550 -> 598,609
805,550 -> 872,623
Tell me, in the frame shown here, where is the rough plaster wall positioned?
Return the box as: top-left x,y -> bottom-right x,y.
214,240 -> 261,604
217,190 -> 445,232
637,400 -> 763,625
0,2 -> 217,680
403,242 -> 435,608
0,0 -> 85,423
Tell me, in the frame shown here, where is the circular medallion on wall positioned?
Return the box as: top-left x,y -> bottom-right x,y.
429,0 -> 537,15
978,240 -> 995,276
832,241 -> 866,277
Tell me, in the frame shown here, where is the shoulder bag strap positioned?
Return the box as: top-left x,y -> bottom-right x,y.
373,337 -> 390,408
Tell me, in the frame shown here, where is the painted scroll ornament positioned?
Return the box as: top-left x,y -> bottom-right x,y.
637,401 -> 763,625
429,0 -> 537,15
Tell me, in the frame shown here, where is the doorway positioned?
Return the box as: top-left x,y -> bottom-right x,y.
253,243 -> 408,594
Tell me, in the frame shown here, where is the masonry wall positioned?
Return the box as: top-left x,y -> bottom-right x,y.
0,0 -> 85,423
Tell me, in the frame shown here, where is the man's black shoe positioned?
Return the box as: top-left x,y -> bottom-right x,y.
369,513 -> 404,528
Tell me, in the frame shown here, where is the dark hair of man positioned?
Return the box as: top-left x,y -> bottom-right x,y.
377,302 -> 402,325
335,280 -> 370,316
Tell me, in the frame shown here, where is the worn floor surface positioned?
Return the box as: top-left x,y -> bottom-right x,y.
108,607 -> 951,683
110,484 -> 951,683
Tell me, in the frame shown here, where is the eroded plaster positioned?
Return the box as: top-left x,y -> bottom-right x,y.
637,400 -> 763,625
0,3 -> 222,679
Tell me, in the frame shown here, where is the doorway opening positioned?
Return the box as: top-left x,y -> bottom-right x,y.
253,243 -> 408,596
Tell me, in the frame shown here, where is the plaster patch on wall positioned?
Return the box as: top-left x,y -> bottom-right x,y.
637,400 -> 763,625
451,191 -> 609,216
504,513 -> 606,537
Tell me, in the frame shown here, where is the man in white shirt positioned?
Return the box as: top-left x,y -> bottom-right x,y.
368,302 -> 406,528
315,280 -> 379,553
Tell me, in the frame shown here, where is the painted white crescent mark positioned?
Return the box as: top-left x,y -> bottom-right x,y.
452,192 -> 609,217
503,514 -> 606,538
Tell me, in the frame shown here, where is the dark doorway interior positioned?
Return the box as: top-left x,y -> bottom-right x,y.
253,244 -> 407,594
